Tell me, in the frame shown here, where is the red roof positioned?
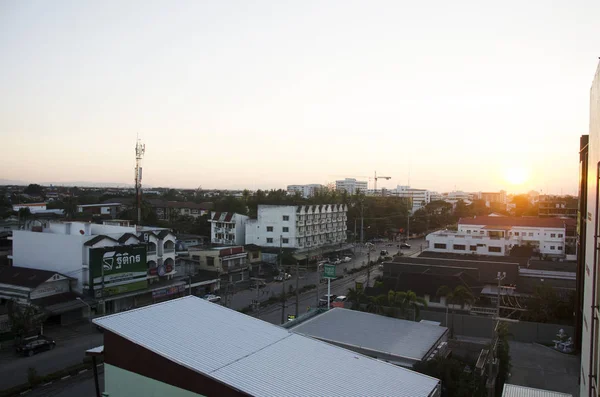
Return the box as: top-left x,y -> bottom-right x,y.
459,216 -> 575,228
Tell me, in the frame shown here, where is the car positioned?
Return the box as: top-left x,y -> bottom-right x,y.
332,296 -> 347,308
274,273 -> 292,281
331,258 -> 342,265
380,250 -> 389,256
318,294 -> 337,307
400,243 -> 411,249
15,336 -> 56,357
342,256 -> 351,263
202,294 -> 221,303
250,280 -> 267,289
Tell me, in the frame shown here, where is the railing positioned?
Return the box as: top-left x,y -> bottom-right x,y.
147,250 -> 157,256
297,221 -> 305,226
164,248 -> 176,253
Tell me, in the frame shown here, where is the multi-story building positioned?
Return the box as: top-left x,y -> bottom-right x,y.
208,212 -> 249,246
286,184 -> 324,198
103,198 -> 213,221
425,216 -> 573,258
9,221 -> 182,314
477,191 -> 507,206
442,191 -> 472,206
188,246 -> 249,283
245,204 -> 347,250
579,61 -> 600,396
388,186 -> 433,213
335,178 -> 368,195
538,195 -> 578,218
77,203 -> 121,219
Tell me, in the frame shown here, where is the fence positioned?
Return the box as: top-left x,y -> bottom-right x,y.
419,310 -> 574,344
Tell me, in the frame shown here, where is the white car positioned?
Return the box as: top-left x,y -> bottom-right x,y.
202,294 -> 221,303
342,256 -> 351,263
274,273 -> 292,281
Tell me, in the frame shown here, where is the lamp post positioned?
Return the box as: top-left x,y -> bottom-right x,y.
76,297 -> 92,324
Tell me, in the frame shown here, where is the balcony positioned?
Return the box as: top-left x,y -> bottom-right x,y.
164,248 -> 176,253
306,220 -> 313,225
297,231 -> 304,237
297,221 -> 305,226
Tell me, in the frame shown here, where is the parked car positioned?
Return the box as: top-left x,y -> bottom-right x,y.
202,294 -> 221,303
318,294 -> 337,307
342,256 -> 351,263
331,258 -> 342,265
380,250 -> 389,256
400,243 -> 411,249
332,296 -> 347,308
16,336 -> 56,357
274,273 -> 292,281
250,280 -> 267,289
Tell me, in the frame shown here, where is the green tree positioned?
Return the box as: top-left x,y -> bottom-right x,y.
437,285 -> 475,337
18,207 -> 31,227
23,184 -> 44,197
366,294 -> 387,315
414,356 -> 486,397
394,290 -> 428,321
346,287 -> 368,310
8,300 -> 45,339
63,196 -> 78,219
495,322 -> 512,395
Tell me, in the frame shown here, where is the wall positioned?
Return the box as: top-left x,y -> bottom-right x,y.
12,231 -> 86,291
418,310 -> 574,344
425,232 -> 506,256
30,278 -> 69,299
105,364 -> 205,397
234,214 -> 249,245
246,206 -> 298,248
91,224 -> 136,235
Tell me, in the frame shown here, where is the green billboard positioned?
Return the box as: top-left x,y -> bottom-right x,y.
89,244 -> 148,297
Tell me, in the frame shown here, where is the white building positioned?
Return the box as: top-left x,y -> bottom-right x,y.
13,203 -> 47,213
335,178 -> 368,195
388,186 -> 434,213
10,221 -> 177,313
208,212 -> 249,246
425,216 -> 573,257
245,204 -> 347,250
442,191 -> 472,206
286,184 -> 324,198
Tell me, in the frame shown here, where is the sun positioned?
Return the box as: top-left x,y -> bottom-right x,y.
504,167 -> 530,185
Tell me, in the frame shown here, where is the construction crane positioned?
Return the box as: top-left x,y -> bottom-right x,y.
328,171 -> 392,195
373,171 -> 391,193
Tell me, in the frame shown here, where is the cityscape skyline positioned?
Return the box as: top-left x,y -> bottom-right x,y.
2,1 -> 598,195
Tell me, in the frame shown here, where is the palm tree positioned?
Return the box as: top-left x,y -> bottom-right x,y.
395,290 -> 428,321
437,285 -> 475,338
346,287 -> 367,311
366,294 -> 387,315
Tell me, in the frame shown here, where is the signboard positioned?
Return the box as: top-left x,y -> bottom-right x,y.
323,264 -> 336,279
355,281 -> 364,292
152,285 -> 186,299
89,244 -> 148,297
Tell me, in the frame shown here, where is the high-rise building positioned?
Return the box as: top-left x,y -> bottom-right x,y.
579,61 -> 600,397
335,178 -> 368,195
286,184 -> 324,198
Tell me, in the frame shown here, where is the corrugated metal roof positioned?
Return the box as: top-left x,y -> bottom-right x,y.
94,296 -> 439,397
502,384 -> 572,397
290,308 -> 448,362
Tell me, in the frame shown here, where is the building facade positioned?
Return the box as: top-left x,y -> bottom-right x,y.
286,184 -> 324,198
335,178 -> 368,195
245,204 -> 348,250
188,246 -> 249,283
208,212 -> 249,246
538,195 -> 578,218
580,62 -> 600,397
77,203 -> 121,218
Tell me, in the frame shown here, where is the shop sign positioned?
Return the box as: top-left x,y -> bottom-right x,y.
89,244 -> 148,296
152,285 -> 186,299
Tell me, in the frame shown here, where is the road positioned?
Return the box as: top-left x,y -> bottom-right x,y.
0,240 -> 425,396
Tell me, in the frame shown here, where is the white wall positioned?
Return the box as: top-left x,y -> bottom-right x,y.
234,214 -> 249,245
245,206 -> 298,248
105,364 -> 203,397
91,224 -> 136,235
425,232 -> 505,256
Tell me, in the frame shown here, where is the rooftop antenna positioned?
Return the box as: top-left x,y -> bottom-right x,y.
135,136 -> 146,225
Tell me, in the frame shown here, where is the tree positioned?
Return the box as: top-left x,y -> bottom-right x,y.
520,284 -> 574,324
366,294 -> 387,315
437,285 -> 475,337
346,287 -> 368,310
495,322 -> 512,395
394,290 -> 427,321
63,196 -> 78,219
7,301 -> 45,339
414,356 -> 486,397
18,207 -> 31,227
23,184 -> 44,197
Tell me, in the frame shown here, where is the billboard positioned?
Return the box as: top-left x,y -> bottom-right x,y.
89,244 -> 148,297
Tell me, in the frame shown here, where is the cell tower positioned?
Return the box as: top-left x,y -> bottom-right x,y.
135,138 -> 146,225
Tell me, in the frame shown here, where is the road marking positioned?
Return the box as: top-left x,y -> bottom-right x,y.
61,375 -> 70,380
78,369 -> 88,374
43,382 -> 53,387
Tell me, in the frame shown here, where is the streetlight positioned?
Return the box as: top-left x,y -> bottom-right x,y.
76,297 -> 92,324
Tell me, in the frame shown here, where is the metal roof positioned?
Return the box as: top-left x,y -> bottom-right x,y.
289,308 -> 448,362
502,384 -> 572,397
94,296 -> 439,397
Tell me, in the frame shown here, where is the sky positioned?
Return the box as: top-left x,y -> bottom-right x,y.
1,0 -> 599,195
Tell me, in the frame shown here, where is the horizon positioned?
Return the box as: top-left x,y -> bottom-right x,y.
2,1 -> 598,196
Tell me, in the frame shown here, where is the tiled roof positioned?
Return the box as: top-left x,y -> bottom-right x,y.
459,216 -> 575,228
0,266 -> 63,288
94,296 -> 440,397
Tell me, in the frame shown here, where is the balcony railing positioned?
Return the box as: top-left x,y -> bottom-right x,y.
164,248 -> 176,253
147,250 -> 157,256
297,221 -> 305,226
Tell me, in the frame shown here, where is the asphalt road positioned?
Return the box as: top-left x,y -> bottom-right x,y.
25,365 -> 104,397
0,239 -> 425,395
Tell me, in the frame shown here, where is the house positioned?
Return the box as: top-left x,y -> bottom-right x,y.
245,204 -> 348,251
288,308 -> 449,368
208,212 -> 249,246
77,203 -> 121,219
93,296 -> 441,397
188,246 -> 249,283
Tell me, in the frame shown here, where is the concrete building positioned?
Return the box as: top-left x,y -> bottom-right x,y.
388,186 -> 436,213
335,178 -> 368,195
288,308 -> 449,368
188,246 -> 249,283
208,212 -> 249,246
245,204 -> 347,251
579,61 -> 600,397
442,191 -> 472,206
93,296 -> 441,397
9,221 -> 181,314
426,216 -> 574,258
77,203 -> 121,218
12,203 -> 47,213
286,184 -> 324,198
538,195 -> 578,218
477,190 -> 507,207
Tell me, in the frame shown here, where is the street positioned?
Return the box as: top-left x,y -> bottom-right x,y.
0,240 -> 425,396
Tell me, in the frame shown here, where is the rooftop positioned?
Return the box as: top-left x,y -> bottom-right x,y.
94,296 -> 440,397
289,308 -> 448,364
459,216 -> 574,228
502,384 -> 572,397
0,266 -> 67,289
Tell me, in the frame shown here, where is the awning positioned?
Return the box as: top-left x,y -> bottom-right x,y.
31,292 -> 89,315
85,345 -> 104,357
45,299 -> 88,315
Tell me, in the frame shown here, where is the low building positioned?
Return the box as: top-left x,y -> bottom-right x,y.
538,195 -> 577,218
77,203 -> 121,218
93,296 -> 441,397
188,246 -> 249,283
335,178 -> 368,194
208,212 -> 249,246
388,186 -> 437,213
12,203 -> 47,213
288,308 -> 449,368
176,233 -> 208,250
287,184 -> 324,198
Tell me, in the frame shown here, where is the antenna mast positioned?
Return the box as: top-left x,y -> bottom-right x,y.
135,138 -> 146,225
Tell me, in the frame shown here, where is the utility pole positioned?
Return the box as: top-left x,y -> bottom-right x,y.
360,200 -> 365,245
101,250 -> 105,314
295,259 -> 300,317
366,250 -> 371,288
280,237 -> 286,324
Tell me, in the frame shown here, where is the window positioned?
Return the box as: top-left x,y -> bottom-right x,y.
434,243 -> 446,249
469,245 -> 477,251
252,252 -> 259,259
282,238 -> 289,244
267,226 -> 273,232
514,232 -> 519,236
558,246 -> 563,250
428,294 -> 441,303
453,244 -> 466,251
480,231 -> 484,234
207,257 -> 215,267
488,246 -> 501,253
550,246 -> 555,250
283,227 -> 289,233
551,233 -> 556,238
267,238 -> 273,243
528,232 -> 533,237
466,230 -> 471,234
558,233 -> 563,238
283,215 -> 289,221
